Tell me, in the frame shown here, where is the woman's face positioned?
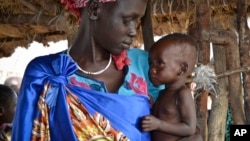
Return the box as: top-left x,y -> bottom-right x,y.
92,0 -> 147,55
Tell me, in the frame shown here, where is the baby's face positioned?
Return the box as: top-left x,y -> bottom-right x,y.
149,43 -> 181,86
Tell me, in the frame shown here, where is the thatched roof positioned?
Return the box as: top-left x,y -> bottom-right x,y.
0,0 -> 248,57
0,0 -> 71,57
152,0 -> 241,33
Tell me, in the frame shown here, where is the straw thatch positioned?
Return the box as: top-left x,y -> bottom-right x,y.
0,0 -> 246,57
0,0 -> 71,57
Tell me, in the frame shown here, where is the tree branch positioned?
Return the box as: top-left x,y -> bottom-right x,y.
216,66 -> 250,78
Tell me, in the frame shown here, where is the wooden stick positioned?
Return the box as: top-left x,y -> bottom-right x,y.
216,66 -> 250,78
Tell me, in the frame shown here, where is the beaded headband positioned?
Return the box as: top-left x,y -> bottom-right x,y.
60,0 -> 116,22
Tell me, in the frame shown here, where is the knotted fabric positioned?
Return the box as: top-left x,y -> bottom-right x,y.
11,52 -> 151,141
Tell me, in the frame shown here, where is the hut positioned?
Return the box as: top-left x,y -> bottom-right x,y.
1,0 -> 250,141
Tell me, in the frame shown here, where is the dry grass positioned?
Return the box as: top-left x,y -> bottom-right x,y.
0,0 -> 249,57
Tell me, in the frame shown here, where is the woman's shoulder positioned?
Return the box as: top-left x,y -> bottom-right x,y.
28,51 -> 64,65
30,50 -> 66,63
128,48 -> 148,56
25,50 -> 69,73
128,48 -> 148,61
127,48 -> 149,67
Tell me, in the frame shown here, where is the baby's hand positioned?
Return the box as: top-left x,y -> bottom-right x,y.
141,115 -> 161,132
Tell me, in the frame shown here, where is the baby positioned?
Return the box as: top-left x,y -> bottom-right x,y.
142,33 -> 200,141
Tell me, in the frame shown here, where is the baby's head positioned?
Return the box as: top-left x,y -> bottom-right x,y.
149,33 -> 197,85
0,84 -> 17,124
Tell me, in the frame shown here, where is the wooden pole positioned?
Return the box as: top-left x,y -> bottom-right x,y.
237,0 -> 250,124
141,0 -> 154,51
193,0 -> 211,140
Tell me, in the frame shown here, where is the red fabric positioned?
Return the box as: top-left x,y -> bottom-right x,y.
60,0 -> 116,24
112,50 -> 131,70
129,73 -> 147,94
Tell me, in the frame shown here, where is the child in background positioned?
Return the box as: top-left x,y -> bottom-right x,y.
3,77 -> 21,141
4,77 -> 22,95
141,33 -> 201,141
0,84 -> 17,141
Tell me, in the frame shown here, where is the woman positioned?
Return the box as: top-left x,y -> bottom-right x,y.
11,0 -> 162,141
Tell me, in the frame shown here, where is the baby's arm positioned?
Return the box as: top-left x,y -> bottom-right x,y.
176,87 -> 197,136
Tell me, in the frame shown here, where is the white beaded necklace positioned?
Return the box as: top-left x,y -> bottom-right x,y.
67,47 -> 112,75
